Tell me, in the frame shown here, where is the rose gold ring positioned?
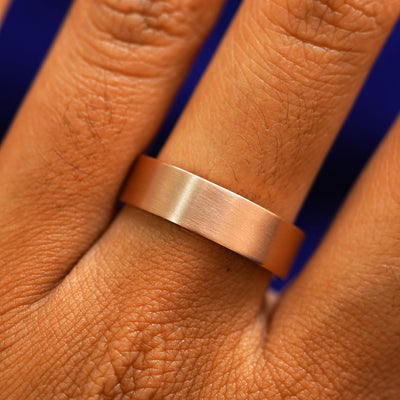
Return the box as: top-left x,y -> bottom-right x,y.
120,155 -> 304,278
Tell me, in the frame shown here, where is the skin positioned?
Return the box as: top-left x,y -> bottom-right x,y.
0,0 -> 400,398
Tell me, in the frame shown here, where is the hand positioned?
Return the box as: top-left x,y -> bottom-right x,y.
1,1 -> 400,399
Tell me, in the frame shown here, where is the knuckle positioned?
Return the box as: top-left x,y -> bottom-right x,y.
73,0 -> 215,76
90,0 -> 208,46
81,219 -> 265,398
267,290 -> 400,400
81,310 -> 208,399
265,340 -> 350,399
266,0 -> 390,53
82,310 -> 263,399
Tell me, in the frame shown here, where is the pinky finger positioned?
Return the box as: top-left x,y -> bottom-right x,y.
269,114 -> 400,398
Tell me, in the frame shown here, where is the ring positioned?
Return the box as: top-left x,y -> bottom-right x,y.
120,155 -> 304,278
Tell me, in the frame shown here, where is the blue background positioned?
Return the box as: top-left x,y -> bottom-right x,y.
0,0 -> 399,288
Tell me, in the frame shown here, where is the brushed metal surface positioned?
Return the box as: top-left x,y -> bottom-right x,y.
120,155 -> 304,278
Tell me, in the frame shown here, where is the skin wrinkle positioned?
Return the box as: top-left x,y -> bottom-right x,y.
15,295 -> 102,398
76,91 -> 105,145
68,72 -> 125,151
250,2 -> 378,87
31,326 -> 79,396
276,266 -> 400,398
11,63 -> 141,295
221,59 -> 282,196
233,28 -> 333,134
61,282 -> 197,397
230,32 -> 345,208
272,278 -> 399,396
64,223 -> 268,398
86,321 -> 197,399
239,55 -> 318,195
59,102 -> 92,162
267,341 -> 343,399
83,14 -> 172,75
39,93 -> 109,182
87,335 -> 140,398
248,30 -> 361,92
267,0 -> 384,40
297,332 -> 356,392
80,1 -> 210,79
94,2 -> 187,44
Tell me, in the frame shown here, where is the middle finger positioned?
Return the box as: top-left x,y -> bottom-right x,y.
162,0 -> 399,221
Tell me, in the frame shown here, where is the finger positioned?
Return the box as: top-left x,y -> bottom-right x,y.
0,0 -> 224,306
270,115 -> 400,397
161,0 -> 400,221
54,1 -> 399,394
92,0 -> 400,303
0,0 -> 11,26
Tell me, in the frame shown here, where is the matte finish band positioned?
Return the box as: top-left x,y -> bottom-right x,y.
120,155 -> 304,278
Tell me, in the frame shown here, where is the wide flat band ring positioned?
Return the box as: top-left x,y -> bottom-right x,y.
120,155 -> 304,278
